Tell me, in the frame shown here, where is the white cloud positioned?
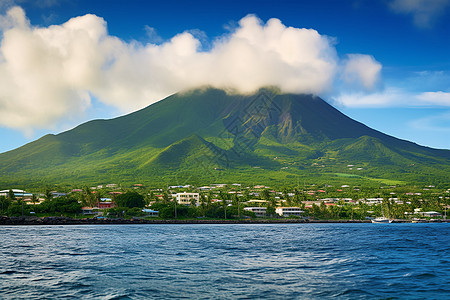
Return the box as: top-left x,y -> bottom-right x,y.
144,26 -> 163,44
334,89 -> 450,108
417,91 -> 450,105
0,5 -> 28,30
333,88 -> 408,108
410,111 -> 450,132
0,8 -> 382,133
341,54 -> 382,90
0,0 -> 14,11
389,0 -> 450,28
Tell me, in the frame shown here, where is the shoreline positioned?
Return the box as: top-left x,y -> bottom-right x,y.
1,216 -> 448,225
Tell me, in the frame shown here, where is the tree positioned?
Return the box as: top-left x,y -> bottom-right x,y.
146,190 -> 155,205
115,191 -> 145,208
83,186 -> 95,207
262,190 -> 277,217
219,192 -> 228,219
162,192 -> 170,204
44,187 -> 53,202
199,194 -> 207,216
37,195 -> 82,215
233,194 -> 241,218
94,189 -> 105,206
261,189 -> 270,201
8,189 -> 16,201
150,202 -> 196,219
7,201 -> 28,216
31,194 -> 38,206
0,196 -> 11,214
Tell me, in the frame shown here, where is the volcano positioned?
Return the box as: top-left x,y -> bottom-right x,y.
1,87 -> 449,187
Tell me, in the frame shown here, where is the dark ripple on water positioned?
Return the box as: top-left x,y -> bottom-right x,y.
0,223 -> 449,299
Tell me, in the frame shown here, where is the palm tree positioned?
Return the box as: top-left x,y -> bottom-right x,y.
95,189 -> 105,208
44,188 -> 52,202
231,194 -> 241,219
199,194 -> 207,217
285,194 -> 293,207
163,192 -> 170,204
8,189 -> 16,201
31,193 -> 38,206
219,192 -> 228,219
83,186 -> 95,207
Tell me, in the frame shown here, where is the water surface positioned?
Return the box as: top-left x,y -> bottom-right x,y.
1,223 -> 449,299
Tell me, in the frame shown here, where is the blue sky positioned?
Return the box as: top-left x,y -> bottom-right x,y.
0,0 -> 449,152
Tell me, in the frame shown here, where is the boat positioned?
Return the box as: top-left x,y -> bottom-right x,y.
371,217 -> 392,223
372,202 -> 393,223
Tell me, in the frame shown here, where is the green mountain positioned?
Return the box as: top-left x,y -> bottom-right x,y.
1,87 -> 450,188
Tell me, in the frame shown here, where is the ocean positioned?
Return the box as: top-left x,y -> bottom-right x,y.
1,223 -> 449,299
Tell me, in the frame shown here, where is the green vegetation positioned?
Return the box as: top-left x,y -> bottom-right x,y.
115,191 -> 145,208
0,195 -> 81,217
0,88 -> 449,188
1,183 -> 449,222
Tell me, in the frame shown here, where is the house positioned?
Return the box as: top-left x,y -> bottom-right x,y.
364,198 -> 383,205
244,207 -> 267,217
175,192 -> 200,205
23,198 -> 45,205
303,201 -> 325,208
52,192 -> 67,198
81,207 -> 95,215
198,186 -> 212,191
154,194 -> 165,200
0,189 -> 33,199
211,184 -> 227,188
420,211 -> 442,218
247,199 -> 268,204
168,185 -> 184,189
253,185 -> 266,189
98,201 -> 114,209
142,209 -> 159,217
276,207 -> 303,217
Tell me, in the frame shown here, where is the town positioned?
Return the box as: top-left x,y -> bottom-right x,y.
1,182 -> 449,223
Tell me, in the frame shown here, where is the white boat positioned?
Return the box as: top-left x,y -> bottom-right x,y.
371,217 -> 392,223
372,203 -> 393,223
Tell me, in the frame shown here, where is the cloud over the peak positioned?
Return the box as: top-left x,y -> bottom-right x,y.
0,7 -> 382,133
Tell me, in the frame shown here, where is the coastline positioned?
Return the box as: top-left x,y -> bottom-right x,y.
1,216 -> 448,225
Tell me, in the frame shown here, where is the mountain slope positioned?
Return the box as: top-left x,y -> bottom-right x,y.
1,87 -> 449,187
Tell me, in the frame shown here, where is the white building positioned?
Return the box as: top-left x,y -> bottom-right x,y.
420,211 -> 442,218
276,207 -> 304,217
142,209 -> 159,217
0,189 -> 33,199
175,192 -> 200,205
244,207 -> 267,217
363,198 -> 384,205
247,199 -> 268,204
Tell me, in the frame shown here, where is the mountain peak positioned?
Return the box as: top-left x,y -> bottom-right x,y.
1,88 -> 449,187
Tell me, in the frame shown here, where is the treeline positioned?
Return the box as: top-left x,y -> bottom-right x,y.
106,191 -> 255,219
0,195 -> 81,216
1,187 -> 449,220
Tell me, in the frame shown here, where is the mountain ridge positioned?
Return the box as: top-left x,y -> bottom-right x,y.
1,87 -> 449,188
